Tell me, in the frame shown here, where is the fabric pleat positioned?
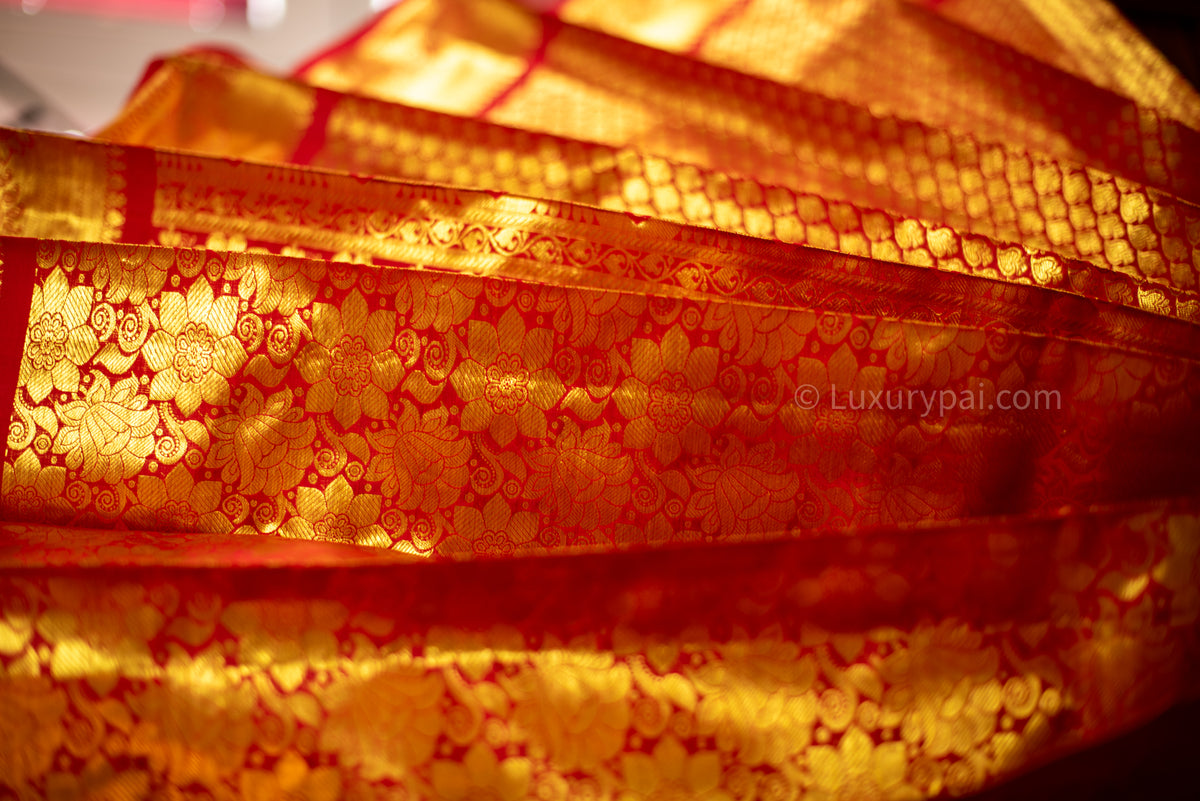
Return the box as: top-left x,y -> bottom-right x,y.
1,1 -> 1198,799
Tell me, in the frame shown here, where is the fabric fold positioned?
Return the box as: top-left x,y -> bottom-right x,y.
1,0 -> 1198,798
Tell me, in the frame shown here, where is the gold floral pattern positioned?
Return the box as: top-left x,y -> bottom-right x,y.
451,308 -> 564,447
686,441 -> 798,540
125,463 -> 228,533
52,373 -> 158,484
280,476 -> 387,547
2,0 -> 1200,794
431,743 -> 532,801
0,677 -> 67,792
82,243 -> 174,305
144,278 -> 247,416
444,495 -> 539,558
296,290 -> 401,428
240,751 -> 341,801
2,498 -> 1195,800
20,268 -> 99,403
807,725 -> 908,799
619,736 -> 729,801
207,386 -> 315,497
615,326 -> 727,465
525,420 -> 632,530
319,666 -> 446,781
0,236 -> 1191,554
1,450 -> 72,523
365,401 -> 471,513
504,651 -> 633,771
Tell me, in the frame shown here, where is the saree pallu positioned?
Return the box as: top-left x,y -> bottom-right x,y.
1,0 -> 1200,798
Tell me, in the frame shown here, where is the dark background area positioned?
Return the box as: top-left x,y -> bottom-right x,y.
1117,0 -> 1200,89
970,697 -> 1200,800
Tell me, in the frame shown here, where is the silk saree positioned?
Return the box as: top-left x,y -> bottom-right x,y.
1,0 -> 1199,798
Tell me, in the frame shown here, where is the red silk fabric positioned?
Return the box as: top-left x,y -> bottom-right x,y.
1,1 -> 1199,799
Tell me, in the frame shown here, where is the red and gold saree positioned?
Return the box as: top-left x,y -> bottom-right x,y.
1,0 -> 1199,798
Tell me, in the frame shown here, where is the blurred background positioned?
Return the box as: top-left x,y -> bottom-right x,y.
0,0 -> 386,133
0,0 -> 1197,135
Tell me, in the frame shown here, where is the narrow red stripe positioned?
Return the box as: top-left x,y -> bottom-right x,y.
0,237 -> 39,467
686,0 -> 752,57
291,2 -> 401,78
477,16 -> 561,118
120,143 -> 158,245
290,88 -> 339,165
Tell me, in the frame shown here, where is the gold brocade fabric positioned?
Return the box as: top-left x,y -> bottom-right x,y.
1,0 -> 1199,799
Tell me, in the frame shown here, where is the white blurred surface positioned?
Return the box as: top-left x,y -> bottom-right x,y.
0,0 -> 380,132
